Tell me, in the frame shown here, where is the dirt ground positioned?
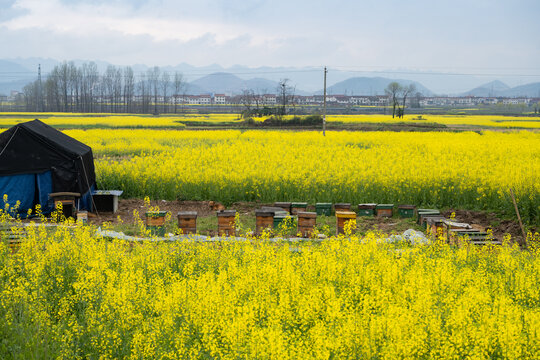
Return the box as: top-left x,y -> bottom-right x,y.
87,199 -> 534,241
442,209 -> 535,242
89,199 -> 258,224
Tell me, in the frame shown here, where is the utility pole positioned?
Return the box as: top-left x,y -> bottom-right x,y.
37,64 -> 43,112
323,66 -> 327,136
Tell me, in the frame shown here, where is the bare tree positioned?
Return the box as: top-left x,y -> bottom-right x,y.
82,62 -> 99,112
139,72 -> 152,114
398,84 -> 416,118
148,66 -> 160,114
22,80 -> 39,111
239,89 -> 255,117
277,79 -> 295,118
103,65 -> 117,113
123,66 -> 135,113
70,65 -> 82,112
173,72 -> 185,114
45,68 -> 61,111
57,61 -> 71,112
161,71 -> 170,114
385,82 -> 402,118
111,67 -> 121,113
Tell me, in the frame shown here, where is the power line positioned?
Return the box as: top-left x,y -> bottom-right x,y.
2,67 -> 540,78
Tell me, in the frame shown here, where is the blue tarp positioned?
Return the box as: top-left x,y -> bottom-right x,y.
37,171 -> 53,213
0,171 -> 59,216
80,184 -> 96,212
0,173 -> 35,213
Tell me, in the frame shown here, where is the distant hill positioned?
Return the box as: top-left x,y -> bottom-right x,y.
462,80 -> 540,97
2,57 -> 539,98
462,80 -> 510,96
0,60 -> 36,95
503,82 -> 540,97
0,59 -> 32,73
188,72 -> 285,95
0,79 -> 32,95
317,77 -> 433,96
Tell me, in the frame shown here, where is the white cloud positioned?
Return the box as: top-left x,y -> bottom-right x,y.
0,0 -> 539,71
3,0 -> 259,43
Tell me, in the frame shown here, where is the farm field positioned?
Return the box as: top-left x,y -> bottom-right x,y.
64,129 -> 539,225
1,114 -> 540,358
0,113 -> 538,225
1,112 -> 540,129
1,223 -> 539,359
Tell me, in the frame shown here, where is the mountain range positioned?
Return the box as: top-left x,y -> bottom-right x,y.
1,58 -> 540,98
462,80 -> 540,98
319,77 -> 433,96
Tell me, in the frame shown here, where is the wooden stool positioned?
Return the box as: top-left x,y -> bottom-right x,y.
49,192 -> 80,219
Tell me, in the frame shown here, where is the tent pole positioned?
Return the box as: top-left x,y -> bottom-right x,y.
79,155 -> 101,220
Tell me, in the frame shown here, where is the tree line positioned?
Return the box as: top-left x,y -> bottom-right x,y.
22,61 -> 186,114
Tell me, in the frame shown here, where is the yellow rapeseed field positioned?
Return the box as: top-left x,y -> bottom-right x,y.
1,219 -> 539,359
328,114 -> 540,129
1,112 -> 540,129
0,113 -> 241,129
61,129 -> 540,224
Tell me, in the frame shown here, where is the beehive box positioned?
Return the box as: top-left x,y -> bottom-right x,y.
177,211 -> 197,234
273,202 -> 292,214
315,203 -> 332,216
217,210 -> 236,236
336,211 -> 357,235
273,213 -> 292,229
255,210 -> 274,235
147,225 -> 166,237
297,211 -> 316,237
146,211 -> 168,226
375,204 -> 394,217
418,211 -> 441,225
77,211 -> 88,225
426,217 -> 446,238
357,203 -> 377,216
291,202 -> 308,215
334,203 -> 351,212
398,204 -> 416,218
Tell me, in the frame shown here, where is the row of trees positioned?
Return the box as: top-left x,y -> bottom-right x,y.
19,62 -> 421,118
22,62 -> 186,114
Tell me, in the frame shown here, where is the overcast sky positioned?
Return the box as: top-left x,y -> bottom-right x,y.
1,0 -> 540,76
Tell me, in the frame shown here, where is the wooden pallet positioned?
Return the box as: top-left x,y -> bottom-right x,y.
0,223 -> 27,253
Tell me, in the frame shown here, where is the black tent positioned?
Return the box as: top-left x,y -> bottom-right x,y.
0,119 -> 96,214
